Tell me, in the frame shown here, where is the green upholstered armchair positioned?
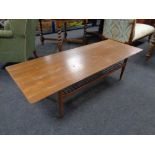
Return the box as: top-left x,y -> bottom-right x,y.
0,19 -> 37,63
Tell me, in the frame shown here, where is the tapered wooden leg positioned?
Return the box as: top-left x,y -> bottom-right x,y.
58,91 -> 64,118
119,58 -> 128,80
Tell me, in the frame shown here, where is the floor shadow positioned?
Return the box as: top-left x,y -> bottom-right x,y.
65,76 -> 119,110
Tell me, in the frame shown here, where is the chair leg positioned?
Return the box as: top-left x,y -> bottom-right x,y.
64,22 -> 67,39
148,34 -> 152,42
39,19 -> 44,45
33,50 -> 38,58
119,58 -> 128,80
57,27 -> 63,52
83,20 -> 87,45
146,43 -> 155,61
58,91 -> 65,118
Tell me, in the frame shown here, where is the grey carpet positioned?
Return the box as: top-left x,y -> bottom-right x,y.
0,27 -> 155,135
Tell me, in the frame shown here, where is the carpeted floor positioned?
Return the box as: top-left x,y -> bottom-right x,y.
0,27 -> 155,135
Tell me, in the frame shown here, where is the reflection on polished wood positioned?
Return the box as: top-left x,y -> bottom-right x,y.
6,39 -> 142,110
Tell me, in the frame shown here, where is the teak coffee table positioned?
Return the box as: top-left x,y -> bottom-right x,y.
6,40 -> 142,117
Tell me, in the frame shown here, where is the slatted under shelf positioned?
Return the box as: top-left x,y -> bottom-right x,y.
62,62 -> 123,96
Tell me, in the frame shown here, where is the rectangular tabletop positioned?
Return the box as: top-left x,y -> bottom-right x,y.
6,39 -> 142,103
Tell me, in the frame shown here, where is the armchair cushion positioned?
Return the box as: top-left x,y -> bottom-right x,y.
133,23 -> 155,41
0,30 -> 13,38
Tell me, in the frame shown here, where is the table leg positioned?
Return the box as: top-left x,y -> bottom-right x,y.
119,58 -> 128,80
39,19 -> 45,45
58,91 -> 65,118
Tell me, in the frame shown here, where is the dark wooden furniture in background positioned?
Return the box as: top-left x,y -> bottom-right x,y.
39,19 -> 88,51
136,19 -> 155,26
6,40 -> 142,117
85,19 -> 104,40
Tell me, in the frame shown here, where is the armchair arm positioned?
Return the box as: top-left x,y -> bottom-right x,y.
4,20 -> 11,30
0,30 -> 13,38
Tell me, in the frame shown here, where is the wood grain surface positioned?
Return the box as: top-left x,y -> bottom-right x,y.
6,39 -> 142,103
